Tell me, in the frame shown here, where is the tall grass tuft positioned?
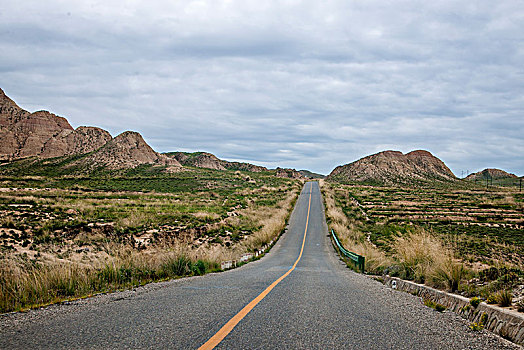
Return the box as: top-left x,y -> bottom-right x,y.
431,260 -> 466,292
496,290 -> 513,307
392,230 -> 449,283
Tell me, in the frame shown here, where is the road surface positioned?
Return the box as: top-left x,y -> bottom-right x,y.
0,182 -> 517,349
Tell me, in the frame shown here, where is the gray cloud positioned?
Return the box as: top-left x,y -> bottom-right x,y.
1,1 -> 523,176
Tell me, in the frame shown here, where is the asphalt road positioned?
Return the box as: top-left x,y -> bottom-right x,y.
0,182 -> 518,349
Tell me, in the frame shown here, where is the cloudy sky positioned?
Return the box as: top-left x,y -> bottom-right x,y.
1,1 -> 523,175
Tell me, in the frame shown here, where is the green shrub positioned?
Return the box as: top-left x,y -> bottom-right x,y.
192,260 -> 207,276
486,294 -> 497,304
480,312 -> 489,325
432,262 -> 465,292
161,256 -> 192,277
424,299 -> 446,312
460,304 -> 471,313
469,322 -> 484,331
470,297 -> 481,308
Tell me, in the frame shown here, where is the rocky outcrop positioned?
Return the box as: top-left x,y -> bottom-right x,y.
0,88 -> 180,172
466,168 -> 518,181
225,162 -> 268,173
0,88 -> 30,125
168,152 -> 226,170
299,170 -> 326,179
275,167 -> 305,179
80,131 -> 181,169
166,151 -> 270,172
0,88 -> 113,161
0,108 -> 74,160
327,150 -> 456,185
40,126 -> 113,158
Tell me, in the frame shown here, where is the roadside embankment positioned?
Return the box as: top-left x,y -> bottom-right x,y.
383,275 -> 524,345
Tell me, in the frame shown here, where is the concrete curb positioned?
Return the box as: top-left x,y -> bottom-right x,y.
382,275 -> 524,345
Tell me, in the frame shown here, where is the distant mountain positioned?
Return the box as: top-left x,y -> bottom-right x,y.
0,87 -> 181,170
465,168 -> 517,181
165,151 -> 268,172
327,150 -> 456,185
298,170 -> 326,179
166,152 -> 228,170
165,151 -> 305,178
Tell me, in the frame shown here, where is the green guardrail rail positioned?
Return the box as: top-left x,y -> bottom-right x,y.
330,229 -> 365,273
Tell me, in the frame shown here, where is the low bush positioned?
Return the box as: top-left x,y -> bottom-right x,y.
486,293 -> 497,304
469,322 -> 484,331
470,297 -> 481,308
431,261 -> 465,292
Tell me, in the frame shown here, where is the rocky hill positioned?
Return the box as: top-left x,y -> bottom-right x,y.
0,88 -> 181,170
1,88 -> 111,160
327,150 -> 456,185
165,151 -> 305,178
79,131 -> 180,169
167,152 -> 227,170
165,151 -> 268,172
275,167 -> 305,179
466,168 -> 517,181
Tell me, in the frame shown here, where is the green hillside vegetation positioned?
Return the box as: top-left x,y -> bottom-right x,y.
0,158 -> 302,313
322,180 -> 523,307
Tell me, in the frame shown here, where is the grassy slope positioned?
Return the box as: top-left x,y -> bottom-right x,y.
0,157 -> 302,312
321,178 -> 523,304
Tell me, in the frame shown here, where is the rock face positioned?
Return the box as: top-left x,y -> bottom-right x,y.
466,168 -> 518,180
327,150 -> 456,185
166,151 -> 269,172
0,88 -> 182,171
80,131 -> 180,169
225,161 -> 268,173
0,88 -> 30,125
168,152 -> 227,170
40,127 -> 112,158
0,88 -> 111,160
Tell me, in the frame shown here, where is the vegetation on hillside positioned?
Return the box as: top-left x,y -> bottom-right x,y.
321,179 -> 524,310
0,164 -> 301,312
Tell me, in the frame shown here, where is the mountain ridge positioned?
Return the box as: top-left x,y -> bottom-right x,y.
0,88 -> 181,170
165,151 -> 304,178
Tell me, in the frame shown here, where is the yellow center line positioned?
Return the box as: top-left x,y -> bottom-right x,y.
198,182 -> 313,350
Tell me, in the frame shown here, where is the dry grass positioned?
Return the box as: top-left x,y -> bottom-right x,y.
0,180 -> 301,313
321,181 -> 391,273
0,241 -> 219,313
321,182 -> 465,287
392,230 -> 453,283
199,187 -> 300,263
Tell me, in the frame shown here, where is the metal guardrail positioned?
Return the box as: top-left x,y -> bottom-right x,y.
330,229 -> 365,273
